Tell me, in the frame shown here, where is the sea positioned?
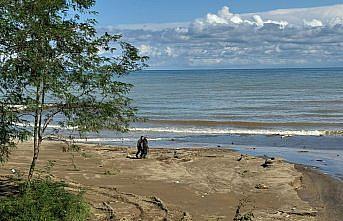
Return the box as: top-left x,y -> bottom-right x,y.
77,68 -> 343,179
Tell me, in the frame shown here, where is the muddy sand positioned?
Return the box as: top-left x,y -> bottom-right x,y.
0,142 -> 342,221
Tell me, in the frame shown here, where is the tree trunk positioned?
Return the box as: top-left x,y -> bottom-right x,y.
28,118 -> 40,179
28,132 -> 40,180
28,78 -> 44,181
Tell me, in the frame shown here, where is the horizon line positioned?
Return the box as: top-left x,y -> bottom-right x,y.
139,66 -> 343,72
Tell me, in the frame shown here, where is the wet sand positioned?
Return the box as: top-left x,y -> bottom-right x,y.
0,141 -> 342,221
295,165 -> 343,221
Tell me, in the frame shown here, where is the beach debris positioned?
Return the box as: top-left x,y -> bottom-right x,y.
101,201 -> 116,221
237,154 -> 244,161
126,154 -> 137,159
279,209 -> 318,217
240,170 -> 249,176
261,158 -> 274,168
9,168 -> 24,180
151,196 -> 169,213
237,154 -> 249,161
255,184 -> 269,189
181,211 -> 192,221
234,206 -> 254,221
201,193 -> 208,198
204,155 -> 219,158
174,150 -> 179,158
234,199 -> 254,221
175,180 -> 180,184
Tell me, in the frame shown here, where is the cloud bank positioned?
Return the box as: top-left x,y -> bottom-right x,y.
100,4 -> 343,69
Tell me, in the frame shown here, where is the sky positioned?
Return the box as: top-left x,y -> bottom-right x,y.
94,0 -> 343,25
94,1 -> 343,69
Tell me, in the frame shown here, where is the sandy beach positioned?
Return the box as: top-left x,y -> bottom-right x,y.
0,141 -> 342,221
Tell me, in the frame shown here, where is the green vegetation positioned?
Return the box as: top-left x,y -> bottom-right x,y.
0,0 -> 147,180
0,179 -> 90,221
0,0 -> 146,219
0,105 -> 30,163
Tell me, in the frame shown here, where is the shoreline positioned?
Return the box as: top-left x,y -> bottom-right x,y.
81,132 -> 343,180
295,164 -> 343,220
0,141 -> 342,220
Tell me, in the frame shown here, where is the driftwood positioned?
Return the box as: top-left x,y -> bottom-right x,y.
279,209 -> 318,217
102,202 -> 116,221
261,159 -> 274,168
151,196 -> 168,213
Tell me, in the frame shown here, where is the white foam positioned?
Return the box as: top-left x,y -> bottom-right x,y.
73,137 -> 166,143
131,127 -> 326,136
16,124 -> 340,137
16,123 -> 77,130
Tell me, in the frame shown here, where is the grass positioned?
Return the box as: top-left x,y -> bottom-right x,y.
0,178 -> 90,221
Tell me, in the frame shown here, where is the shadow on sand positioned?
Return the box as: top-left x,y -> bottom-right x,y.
0,176 -> 20,198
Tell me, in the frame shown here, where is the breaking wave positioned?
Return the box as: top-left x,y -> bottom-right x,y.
73,137 -> 166,143
131,127 -> 343,136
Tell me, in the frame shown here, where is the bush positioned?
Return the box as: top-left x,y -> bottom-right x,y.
0,179 -> 90,221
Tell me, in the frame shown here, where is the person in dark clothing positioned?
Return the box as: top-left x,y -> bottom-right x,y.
136,136 -> 144,158
141,137 -> 149,158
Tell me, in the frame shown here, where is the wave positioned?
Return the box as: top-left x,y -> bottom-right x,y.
18,122 -> 343,137
73,137 -> 166,143
131,127 -> 342,136
146,119 -> 343,128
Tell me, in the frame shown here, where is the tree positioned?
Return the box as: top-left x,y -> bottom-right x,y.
0,0 -> 148,180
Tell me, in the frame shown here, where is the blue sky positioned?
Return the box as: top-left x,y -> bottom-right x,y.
94,1 -> 343,69
95,0 -> 343,25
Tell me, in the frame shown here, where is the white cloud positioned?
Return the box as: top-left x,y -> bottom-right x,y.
102,4 -> 343,68
231,16 -> 243,24
304,19 -> 323,27
192,7 -> 289,29
253,15 -> 264,27
138,44 -> 152,55
138,44 -> 162,57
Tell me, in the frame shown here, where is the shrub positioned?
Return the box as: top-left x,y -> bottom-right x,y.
0,179 -> 90,221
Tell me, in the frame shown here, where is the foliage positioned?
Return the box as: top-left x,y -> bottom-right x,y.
0,0 -> 147,178
0,179 -> 90,221
0,104 -> 30,163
